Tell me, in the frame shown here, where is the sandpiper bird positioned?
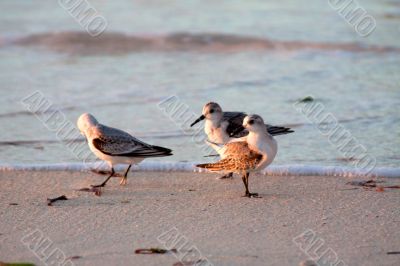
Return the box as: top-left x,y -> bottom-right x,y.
190,102 -> 292,179
196,114 -> 277,198
77,113 -> 173,188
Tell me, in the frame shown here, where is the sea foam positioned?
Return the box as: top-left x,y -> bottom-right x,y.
0,161 -> 399,178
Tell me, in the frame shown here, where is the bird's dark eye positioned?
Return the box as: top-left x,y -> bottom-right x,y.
248,120 -> 254,125
209,109 -> 214,114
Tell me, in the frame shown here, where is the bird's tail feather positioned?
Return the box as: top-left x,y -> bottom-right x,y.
267,125 -> 294,136
196,159 -> 234,172
143,145 -> 173,157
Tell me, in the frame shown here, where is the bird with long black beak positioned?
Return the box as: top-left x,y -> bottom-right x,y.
196,114 -> 277,198
190,102 -> 293,179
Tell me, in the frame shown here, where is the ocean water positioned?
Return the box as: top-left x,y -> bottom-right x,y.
0,0 -> 399,169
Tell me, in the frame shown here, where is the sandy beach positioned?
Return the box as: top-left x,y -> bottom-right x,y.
0,170 -> 399,266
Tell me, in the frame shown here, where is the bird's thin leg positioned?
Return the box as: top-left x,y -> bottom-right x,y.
120,164 -> 131,186
218,172 -> 234,179
91,167 -> 115,188
241,173 -> 249,196
242,172 -> 259,198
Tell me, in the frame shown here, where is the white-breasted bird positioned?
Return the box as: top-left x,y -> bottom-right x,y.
77,113 -> 172,188
190,102 -> 292,179
196,114 -> 277,198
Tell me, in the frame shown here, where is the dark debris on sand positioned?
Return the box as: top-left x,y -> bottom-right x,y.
47,195 -> 68,206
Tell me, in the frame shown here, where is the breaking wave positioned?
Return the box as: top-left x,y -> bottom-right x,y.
0,162 -> 399,178
9,31 -> 400,55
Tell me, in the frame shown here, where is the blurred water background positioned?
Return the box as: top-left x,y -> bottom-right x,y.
0,0 -> 399,167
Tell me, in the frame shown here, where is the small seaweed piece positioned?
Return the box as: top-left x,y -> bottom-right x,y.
66,256 -> 82,260
385,185 -> 400,189
299,96 -> 314,102
47,195 -> 68,206
387,251 -> 400,255
347,180 -> 380,188
347,180 -> 400,190
135,248 -> 177,254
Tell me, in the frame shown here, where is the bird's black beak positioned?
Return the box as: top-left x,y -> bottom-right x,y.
190,115 -> 205,127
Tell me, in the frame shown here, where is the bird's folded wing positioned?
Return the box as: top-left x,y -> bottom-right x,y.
223,112 -> 247,137
92,135 -> 172,157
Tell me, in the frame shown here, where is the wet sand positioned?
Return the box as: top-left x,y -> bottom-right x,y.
0,170 -> 399,266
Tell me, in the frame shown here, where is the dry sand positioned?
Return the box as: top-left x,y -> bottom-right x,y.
0,170 -> 399,266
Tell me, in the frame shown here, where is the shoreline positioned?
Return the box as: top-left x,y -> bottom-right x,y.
0,170 -> 399,266
0,162 -> 399,178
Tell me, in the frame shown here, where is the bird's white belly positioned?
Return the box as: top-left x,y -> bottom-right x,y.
205,128 -> 233,158
258,147 -> 277,170
205,125 -> 231,144
249,135 -> 278,170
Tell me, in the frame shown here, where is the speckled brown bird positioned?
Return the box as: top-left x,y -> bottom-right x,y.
197,114 -> 278,198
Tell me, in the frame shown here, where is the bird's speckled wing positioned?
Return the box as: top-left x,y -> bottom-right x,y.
92,125 -> 172,157
196,141 -> 262,172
